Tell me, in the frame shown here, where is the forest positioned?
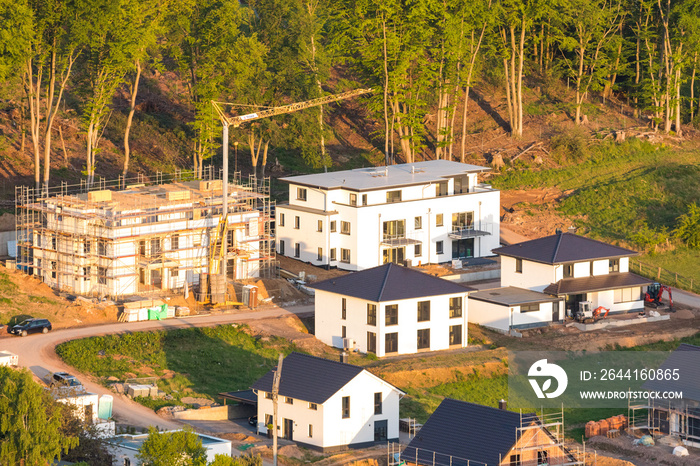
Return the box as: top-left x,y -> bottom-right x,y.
0,0 -> 699,191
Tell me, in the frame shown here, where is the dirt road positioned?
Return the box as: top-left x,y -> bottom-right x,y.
0,304 -> 314,429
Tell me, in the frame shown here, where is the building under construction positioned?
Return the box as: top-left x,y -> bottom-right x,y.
15,170 -> 275,301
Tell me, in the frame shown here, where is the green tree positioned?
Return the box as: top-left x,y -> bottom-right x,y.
675,203 -> 700,249
208,454 -> 262,466
60,404 -> 112,465
137,427 -> 207,466
0,366 -> 78,464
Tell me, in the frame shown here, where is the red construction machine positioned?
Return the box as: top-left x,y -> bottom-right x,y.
644,282 -> 673,311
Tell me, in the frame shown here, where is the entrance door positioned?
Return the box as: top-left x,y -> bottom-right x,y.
150,270 -> 162,287
552,301 -> 560,321
374,420 -> 388,441
382,247 -> 405,265
654,410 -> 670,434
283,418 -> 294,440
451,238 -> 474,259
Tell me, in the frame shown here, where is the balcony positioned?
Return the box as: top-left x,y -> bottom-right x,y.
448,225 -> 492,239
380,233 -> 422,247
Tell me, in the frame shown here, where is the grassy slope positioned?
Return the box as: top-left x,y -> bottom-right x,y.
492,137 -> 700,286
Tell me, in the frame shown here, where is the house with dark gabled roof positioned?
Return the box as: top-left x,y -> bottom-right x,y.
311,263 -> 472,357
402,399 -> 583,466
493,232 -> 651,318
251,352 -> 404,452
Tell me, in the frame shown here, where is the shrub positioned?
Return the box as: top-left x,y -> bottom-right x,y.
674,203 -> 700,249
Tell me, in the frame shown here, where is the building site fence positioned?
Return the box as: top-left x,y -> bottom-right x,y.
629,259 -> 697,293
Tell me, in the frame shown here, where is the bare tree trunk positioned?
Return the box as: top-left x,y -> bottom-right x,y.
675,66 -> 682,136
123,59 -> 142,179
658,0 -> 672,133
261,140 -> 270,178
575,44 -> 585,125
381,16 -> 390,166
58,125 -> 68,165
24,58 -> 42,191
634,21 -> 641,118
691,53 -> 697,123
604,22 -> 624,101
516,22 -> 525,137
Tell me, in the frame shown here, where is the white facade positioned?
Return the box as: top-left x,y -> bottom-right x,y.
315,290 -> 468,357
276,161 -> 500,271
468,291 -> 564,332
256,371 -> 402,451
55,392 -> 115,438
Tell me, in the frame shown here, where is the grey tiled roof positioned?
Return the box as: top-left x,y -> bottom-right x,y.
310,263 -> 472,302
250,352 -> 364,404
493,233 -> 638,264
643,344 -> 700,402
279,160 -> 490,191
542,272 -> 651,295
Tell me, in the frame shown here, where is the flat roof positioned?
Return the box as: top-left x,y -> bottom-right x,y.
218,389 -> 257,405
543,272 -> 652,295
279,160 -> 490,191
469,287 -> 561,306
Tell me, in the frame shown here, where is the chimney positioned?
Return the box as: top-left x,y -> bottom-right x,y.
568,225 -> 577,234
340,352 -> 348,364
555,228 -> 562,235
499,399 -> 507,410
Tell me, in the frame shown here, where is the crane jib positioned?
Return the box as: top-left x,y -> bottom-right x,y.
239,113 -> 259,121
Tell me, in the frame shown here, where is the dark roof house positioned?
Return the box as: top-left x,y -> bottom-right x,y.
644,343 -> 700,402
493,233 -> 638,264
311,262 -> 472,302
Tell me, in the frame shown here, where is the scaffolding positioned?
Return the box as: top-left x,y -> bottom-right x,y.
15,169 -> 277,301
628,396 -> 700,445
511,409 -> 585,466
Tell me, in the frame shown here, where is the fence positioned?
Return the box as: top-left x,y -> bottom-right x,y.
629,259 -> 696,293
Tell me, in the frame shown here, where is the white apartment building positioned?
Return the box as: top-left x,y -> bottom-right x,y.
275,160 -> 500,271
251,352 -> 403,452
312,263 -> 470,357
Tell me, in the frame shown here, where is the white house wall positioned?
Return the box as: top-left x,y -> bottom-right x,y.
501,256 -> 557,292
468,300 -> 511,333
257,394 -> 325,448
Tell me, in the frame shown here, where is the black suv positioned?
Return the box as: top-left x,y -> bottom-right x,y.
49,372 -> 82,388
8,318 -> 52,337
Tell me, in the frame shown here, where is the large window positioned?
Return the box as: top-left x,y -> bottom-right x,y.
367,304 -> 377,326
382,220 -> 405,239
436,182 -> 448,197
385,333 -> 398,353
342,396 -> 350,418
509,454 -> 521,466
609,258 -> 620,273
367,332 -> 377,353
386,190 -> 402,203
417,301 -> 430,322
374,392 -> 383,415
385,304 -> 398,325
614,287 -> 642,303
171,234 -> 179,250
341,248 -> 351,263
449,325 -> 462,345
449,297 -> 462,318
349,193 -> 357,206
341,221 -> 351,235
297,187 -> 307,201
520,303 -> 540,313
452,212 -> 474,230
417,329 -> 430,349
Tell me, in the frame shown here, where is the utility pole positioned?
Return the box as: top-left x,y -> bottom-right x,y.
272,353 -> 284,466
222,122 -> 229,284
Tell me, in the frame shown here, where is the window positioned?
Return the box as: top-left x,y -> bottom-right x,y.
99,240 -> 108,256
436,213 -> 443,227
83,267 -> 90,281
349,193 -> 357,206
520,303 -> 540,313
171,268 -> 179,278
436,241 -> 444,254
417,329 -> 430,350
383,220 -> 405,239
374,392 -> 383,415
515,258 -> 523,274
449,325 -> 462,345
386,190 -> 402,203
279,241 -> 285,255
563,264 -> 574,278
309,402 -> 317,410
330,221 -> 336,232
317,247 -> 323,261
340,221 -> 351,235
294,216 -> 300,229
537,451 -> 548,465
367,303 -> 377,326
385,304 -> 398,325
341,248 -> 351,263
590,261 -> 595,276
449,297 -> 462,318
265,414 -> 273,426
297,187 -> 307,200
609,258 -> 620,273
51,236 -> 57,250
98,267 -> 107,285
367,332 -> 377,353
417,301 -> 430,322
308,424 -> 313,438
317,220 -> 323,232
614,287 -> 642,303
342,325 -> 346,338
265,392 -> 273,399
362,194 -> 368,205
342,298 -> 347,320
509,454 -> 521,466
414,244 -> 422,257
285,397 -> 293,404
150,238 -> 160,255
330,248 -> 336,261
294,243 -> 300,258
452,212 -> 474,230
342,396 -> 350,418
436,182 -> 448,197
84,240 -> 91,254
385,332 -> 398,353
51,261 -> 57,279
414,216 -> 422,230
279,213 -> 285,227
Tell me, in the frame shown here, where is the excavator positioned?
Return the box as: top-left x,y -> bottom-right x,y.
574,301 -> 610,323
645,282 -> 673,311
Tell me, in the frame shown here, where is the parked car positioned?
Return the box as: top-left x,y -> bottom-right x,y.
48,372 -> 82,388
8,318 -> 52,337
248,415 -> 257,427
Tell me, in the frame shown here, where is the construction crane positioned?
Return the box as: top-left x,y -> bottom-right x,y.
206,88 -> 372,302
